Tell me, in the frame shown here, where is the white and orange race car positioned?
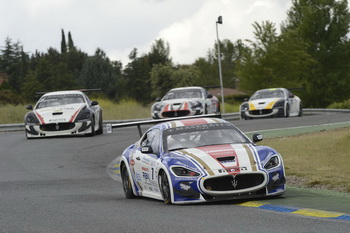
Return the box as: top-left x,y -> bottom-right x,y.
24,90 -> 103,138
151,87 -> 220,119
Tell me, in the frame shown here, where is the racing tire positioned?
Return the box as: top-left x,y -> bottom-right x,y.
88,118 -> 96,136
285,104 -> 290,117
159,171 -> 171,205
298,104 -> 303,117
122,165 -> 135,199
95,112 -> 103,135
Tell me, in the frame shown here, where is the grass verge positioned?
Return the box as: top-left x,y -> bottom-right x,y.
261,127 -> 350,193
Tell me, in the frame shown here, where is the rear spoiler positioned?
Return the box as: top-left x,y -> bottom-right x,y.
35,88 -> 102,96
106,114 -> 222,137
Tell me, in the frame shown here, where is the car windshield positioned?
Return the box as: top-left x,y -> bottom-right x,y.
163,89 -> 202,100
250,90 -> 284,100
163,123 -> 250,151
36,94 -> 85,109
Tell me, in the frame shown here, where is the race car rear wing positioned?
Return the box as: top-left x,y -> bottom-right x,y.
106,114 -> 222,137
35,88 -> 102,96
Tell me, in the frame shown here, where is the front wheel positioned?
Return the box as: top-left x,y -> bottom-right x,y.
298,104 -> 303,117
159,171 -> 171,204
285,104 -> 290,117
96,112 -> 103,135
122,166 -> 135,199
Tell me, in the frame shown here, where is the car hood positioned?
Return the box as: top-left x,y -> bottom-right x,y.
173,144 -> 259,176
34,103 -> 86,124
248,98 -> 282,110
159,98 -> 203,110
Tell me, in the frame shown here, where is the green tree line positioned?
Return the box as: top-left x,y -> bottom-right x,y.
1,0 -> 350,107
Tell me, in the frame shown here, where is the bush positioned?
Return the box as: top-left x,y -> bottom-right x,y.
0,90 -> 24,105
327,99 -> 350,109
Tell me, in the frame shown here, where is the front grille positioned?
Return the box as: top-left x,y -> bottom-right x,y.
162,110 -> 190,118
203,174 -> 265,191
40,123 -> 75,131
249,109 -> 272,115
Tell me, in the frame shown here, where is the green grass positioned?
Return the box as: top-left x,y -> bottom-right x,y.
261,127 -> 350,193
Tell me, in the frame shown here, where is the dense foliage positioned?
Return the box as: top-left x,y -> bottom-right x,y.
1,0 -> 350,108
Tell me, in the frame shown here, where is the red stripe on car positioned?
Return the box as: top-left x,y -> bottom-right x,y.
34,111 -> 45,125
180,118 -> 208,126
198,144 -> 241,175
69,106 -> 84,122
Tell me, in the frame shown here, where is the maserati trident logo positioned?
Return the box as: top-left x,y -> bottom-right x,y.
231,178 -> 238,189
55,123 -> 59,130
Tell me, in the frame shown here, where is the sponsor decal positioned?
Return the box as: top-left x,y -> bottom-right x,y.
136,173 -> 141,181
142,167 -> 149,172
227,167 -> 247,172
141,157 -> 151,165
49,118 -> 66,123
130,159 -> 135,166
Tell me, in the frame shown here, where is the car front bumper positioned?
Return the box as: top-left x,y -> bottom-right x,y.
25,121 -> 93,138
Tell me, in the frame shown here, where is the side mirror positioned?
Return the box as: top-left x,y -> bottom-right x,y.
91,100 -> 99,106
207,94 -> 213,98
141,145 -> 153,154
252,133 -> 263,143
26,105 -> 33,110
244,98 -> 249,102
155,97 -> 161,102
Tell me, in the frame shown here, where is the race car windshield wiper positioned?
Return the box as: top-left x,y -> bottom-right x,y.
168,147 -> 188,152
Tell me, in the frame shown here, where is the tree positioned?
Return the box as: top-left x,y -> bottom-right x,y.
80,48 -> 119,99
237,20 -> 315,93
123,39 -> 173,103
61,29 -> 67,54
0,37 -> 29,93
68,31 -> 75,52
282,0 -> 350,107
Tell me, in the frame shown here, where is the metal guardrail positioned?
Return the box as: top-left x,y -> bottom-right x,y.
0,108 -> 349,132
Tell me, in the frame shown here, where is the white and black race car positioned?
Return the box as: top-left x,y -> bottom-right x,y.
151,86 -> 220,119
240,88 -> 302,120
24,90 -> 103,138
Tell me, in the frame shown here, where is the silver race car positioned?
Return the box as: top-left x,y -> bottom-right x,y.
151,86 -> 220,119
24,90 -> 103,138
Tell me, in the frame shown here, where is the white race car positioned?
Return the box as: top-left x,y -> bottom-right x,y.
240,88 -> 302,120
151,86 -> 220,119
24,90 -> 103,138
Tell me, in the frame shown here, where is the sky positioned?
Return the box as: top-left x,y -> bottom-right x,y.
1,0 -> 294,66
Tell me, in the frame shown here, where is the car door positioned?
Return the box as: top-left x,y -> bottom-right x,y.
133,128 -> 162,196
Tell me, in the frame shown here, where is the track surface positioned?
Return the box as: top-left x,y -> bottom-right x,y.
1,113 -> 349,233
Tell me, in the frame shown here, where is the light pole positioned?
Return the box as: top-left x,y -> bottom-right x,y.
216,16 -> 225,113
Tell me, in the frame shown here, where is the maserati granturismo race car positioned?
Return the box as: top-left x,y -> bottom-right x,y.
24,90 -> 103,138
107,116 -> 286,204
240,88 -> 302,120
151,86 -> 220,119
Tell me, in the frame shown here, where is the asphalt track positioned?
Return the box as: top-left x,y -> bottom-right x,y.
0,113 -> 349,233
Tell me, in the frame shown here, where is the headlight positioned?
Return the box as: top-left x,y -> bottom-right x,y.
25,113 -> 39,124
264,155 -> 280,169
240,103 -> 248,110
75,108 -> 90,121
190,101 -> 202,109
273,100 -> 285,108
171,167 -> 200,176
153,103 -> 164,112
